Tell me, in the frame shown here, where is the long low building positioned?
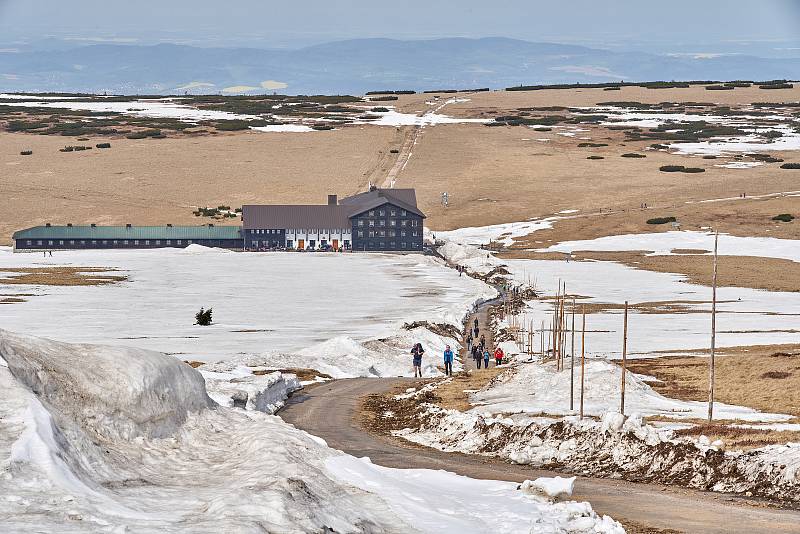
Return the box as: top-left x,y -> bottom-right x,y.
12,187 -> 427,253
242,187 -> 425,251
12,224 -> 243,251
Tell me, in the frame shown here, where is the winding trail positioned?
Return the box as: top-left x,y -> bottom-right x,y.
280,378 -> 800,533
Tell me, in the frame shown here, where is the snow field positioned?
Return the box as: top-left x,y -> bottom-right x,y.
435,228 -> 800,356
0,248 -> 495,375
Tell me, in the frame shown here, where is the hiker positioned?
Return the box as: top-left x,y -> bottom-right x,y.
474,345 -> 482,369
411,343 -> 425,378
443,345 -> 454,376
494,346 -> 505,367
483,348 -> 491,369
466,333 -> 473,353
473,317 -> 479,330
473,324 -> 479,338
479,334 -> 486,351
48,250 -> 53,257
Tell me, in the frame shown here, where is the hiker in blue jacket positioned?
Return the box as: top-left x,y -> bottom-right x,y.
483,348 -> 490,369
443,345 -> 454,376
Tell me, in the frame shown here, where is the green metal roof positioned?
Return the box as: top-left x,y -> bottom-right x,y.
13,225 -> 242,241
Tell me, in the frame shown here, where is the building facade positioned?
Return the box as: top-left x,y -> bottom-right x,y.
12,224 -> 243,251
243,188 -> 425,252
12,188 -> 426,253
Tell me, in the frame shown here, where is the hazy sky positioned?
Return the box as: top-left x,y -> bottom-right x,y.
1,0 -> 799,50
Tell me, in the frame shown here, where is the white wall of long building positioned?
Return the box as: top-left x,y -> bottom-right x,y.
286,228 -> 352,248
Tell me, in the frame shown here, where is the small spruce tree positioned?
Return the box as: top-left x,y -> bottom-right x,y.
195,307 -> 213,326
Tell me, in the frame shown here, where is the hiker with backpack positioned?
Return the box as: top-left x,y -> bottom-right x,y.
473,344 -> 482,368
483,348 -> 491,369
443,345 -> 454,376
411,343 -> 425,378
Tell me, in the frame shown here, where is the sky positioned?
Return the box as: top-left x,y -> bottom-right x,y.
0,0 -> 799,52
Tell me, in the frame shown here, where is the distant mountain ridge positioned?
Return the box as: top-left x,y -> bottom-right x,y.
0,37 -> 797,95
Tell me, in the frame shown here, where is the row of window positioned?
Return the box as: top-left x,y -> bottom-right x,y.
357,219 -> 419,228
361,240 -> 422,250
357,230 -> 419,238
28,239 -> 198,247
367,209 -> 408,217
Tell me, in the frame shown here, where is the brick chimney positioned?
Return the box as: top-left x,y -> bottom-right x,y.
328,194 -> 338,205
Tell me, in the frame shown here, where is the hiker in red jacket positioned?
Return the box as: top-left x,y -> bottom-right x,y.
494,346 -> 504,366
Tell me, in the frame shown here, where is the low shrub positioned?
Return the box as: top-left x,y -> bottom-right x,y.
577,142 -> 608,148
371,107 -> 390,113
659,165 -> 684,172
621,153 -> 646,158
761,371 -> 791,379
705,85 -> 735,91
96,142 -> 111,149
659,165 -> 705,173
647,216 -> 677,225
650,143 -> 669,150
780,163 -> 800,169
702,155 -> 718,159
603,86 -> 621,91
195,307 -> 213,326
760,83 -> 793,90
772,213 -> 795,222
587,156 -> 604,160
369,96 -> 399,101
389,149 -> 399,154
533,127 -> 552,132
20,150 -> 32,156
311,125 -> 334,131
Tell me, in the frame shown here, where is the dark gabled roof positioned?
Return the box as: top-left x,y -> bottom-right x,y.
242,205 -> 352,230
339,188 -> 418,208
12,225 -> 242,240
242,188 -> 425,229
346,196 -> 425,218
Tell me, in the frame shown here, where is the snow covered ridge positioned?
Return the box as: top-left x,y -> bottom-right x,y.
397,402 -> 800,502
0,330 -> 624,533
198,365 -> 302,414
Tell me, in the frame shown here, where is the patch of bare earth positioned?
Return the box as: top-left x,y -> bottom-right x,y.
0,267 -> 127,286
627,345 -> 800,417
673,424 -> 800,451
433,369 -> 508,411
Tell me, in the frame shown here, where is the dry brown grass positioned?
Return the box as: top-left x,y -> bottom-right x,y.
673,424 -> 800,451
4,86 -> 800,246
0,267 -> 127,286
628,345 -> 800,417
433,368 -> 507,411
251,367 -> 332,382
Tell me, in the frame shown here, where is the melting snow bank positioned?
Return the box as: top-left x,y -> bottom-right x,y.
199,366 -> 302,413
197,325 -> 467,380
395,396 -> 800,503
0,330 -> 622,533
326,456 -> 623,534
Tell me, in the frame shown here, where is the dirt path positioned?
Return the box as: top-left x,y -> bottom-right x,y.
279,378 -> 800,533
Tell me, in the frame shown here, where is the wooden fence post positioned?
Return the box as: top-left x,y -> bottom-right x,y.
621,300 -> 628,415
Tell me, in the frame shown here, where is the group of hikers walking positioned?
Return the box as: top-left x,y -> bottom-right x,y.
410,316 -> 504,377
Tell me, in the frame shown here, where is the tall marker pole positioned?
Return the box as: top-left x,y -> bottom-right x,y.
708,230 -> 719,422
580,306 -> 586,419
620,300 -> 628,415
570,297 -> 576,411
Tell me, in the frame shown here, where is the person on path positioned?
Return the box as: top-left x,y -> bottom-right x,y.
479,334 -> 486,352
410,343 -> 425,378
483,349 -> 490,369
474,344 -> 482,369
443,345 -> 454,376
474,317 -> 479,330
466,333 -> 472,353
494,346 -> 505,367
473,325 -> 479,339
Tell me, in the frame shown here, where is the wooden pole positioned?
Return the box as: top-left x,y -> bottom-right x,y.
580,306 -> 586,419
570,297 -> 576,411
708,230 -> 718,422
620,300 -> 628,415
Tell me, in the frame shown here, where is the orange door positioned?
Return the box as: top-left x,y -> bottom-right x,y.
297,239 -> 304,250
332,239 -> 339,250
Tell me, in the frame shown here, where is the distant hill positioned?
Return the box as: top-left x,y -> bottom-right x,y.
0,37 -> 797,95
